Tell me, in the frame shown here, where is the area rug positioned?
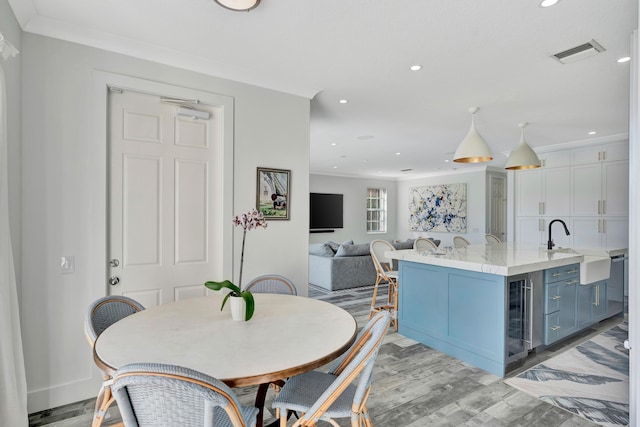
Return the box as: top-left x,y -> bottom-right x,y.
505,321 -> 629,426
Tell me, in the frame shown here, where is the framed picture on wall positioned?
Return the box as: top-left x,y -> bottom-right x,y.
256,167 -> 290,220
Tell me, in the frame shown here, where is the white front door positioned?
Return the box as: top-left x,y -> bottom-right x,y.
108,89 -> 223,307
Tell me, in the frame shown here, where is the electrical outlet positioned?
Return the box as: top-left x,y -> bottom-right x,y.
60,256 -> 75,274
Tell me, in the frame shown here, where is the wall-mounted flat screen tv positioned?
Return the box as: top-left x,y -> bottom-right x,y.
310,193 -> 343,230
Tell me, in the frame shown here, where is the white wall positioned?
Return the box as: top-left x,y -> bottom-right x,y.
1,0 -> 21,297
20,33 -> 310,412
309,174 -> 397,244
395,169 -> 488,247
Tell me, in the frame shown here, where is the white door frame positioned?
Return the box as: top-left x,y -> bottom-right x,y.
89,71 -> 234,303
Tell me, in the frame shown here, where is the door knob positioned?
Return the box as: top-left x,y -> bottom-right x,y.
108,276 -> 120,286
109,259 -> 120,267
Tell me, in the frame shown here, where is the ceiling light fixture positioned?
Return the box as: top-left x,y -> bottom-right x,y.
618,56 -> 631,63
539,0 -> 559,7
588,131 -> 597,135
453,107 -> 493,163
339,99 -> 348,104
410,65 -> 422,71
504,123 -> 541,170
213,0 -> 260,11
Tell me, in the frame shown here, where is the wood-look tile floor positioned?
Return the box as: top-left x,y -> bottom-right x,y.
30,285 -> 626,426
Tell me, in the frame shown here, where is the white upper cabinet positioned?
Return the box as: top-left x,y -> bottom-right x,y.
514,140 -> 629,250
602,160 -> 629,217
541,150 -> 572,168
515,170 -> 542,216
572,141 -> 629,165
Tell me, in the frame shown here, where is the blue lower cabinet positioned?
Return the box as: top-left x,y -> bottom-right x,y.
578,281 -> 608,327
398,261 -> 508,377
543,264 -> 579,345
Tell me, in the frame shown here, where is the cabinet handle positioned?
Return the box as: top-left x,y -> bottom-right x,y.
602,151 -> 606,161
551,325 -> 561,331
551,295 -> 561,300
539,219 -> 544,232
552,272 -> 561,277
566,269 -> 578,274
598,219 -> 602,233
566,279 -> 578,285
538,202 -> 542,215
602,200 -> 606,215
598,151 -> 601,161
602,219 -> 606,234
598,200 -> 601,214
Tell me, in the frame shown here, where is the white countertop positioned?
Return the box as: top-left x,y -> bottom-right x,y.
387,242 -> 584,276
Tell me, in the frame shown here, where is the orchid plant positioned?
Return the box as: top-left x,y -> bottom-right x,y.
204,208 -> 268,321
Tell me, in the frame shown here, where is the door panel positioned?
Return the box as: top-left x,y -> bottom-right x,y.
109,89 -> 220,306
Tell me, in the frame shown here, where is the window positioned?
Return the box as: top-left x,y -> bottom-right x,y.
366,188 -> 387,233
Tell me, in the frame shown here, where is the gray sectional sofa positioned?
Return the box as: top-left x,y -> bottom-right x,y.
308,238 -> 439,292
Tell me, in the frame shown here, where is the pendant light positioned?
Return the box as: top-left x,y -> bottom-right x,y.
213,0 -> 260,11
505,123 -> 541,170
453,107 -> 493,163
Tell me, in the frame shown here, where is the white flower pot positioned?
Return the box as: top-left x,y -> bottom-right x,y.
230,296 -> 246,321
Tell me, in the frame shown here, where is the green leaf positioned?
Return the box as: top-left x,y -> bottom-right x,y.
220,292 -> 232,311
240,291 -> 255,321
204,280 -> 242,295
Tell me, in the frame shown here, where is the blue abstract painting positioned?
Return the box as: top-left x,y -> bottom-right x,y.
409,184 -> 467,232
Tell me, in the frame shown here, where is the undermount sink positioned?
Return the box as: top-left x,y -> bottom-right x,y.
579,255 -> 611,284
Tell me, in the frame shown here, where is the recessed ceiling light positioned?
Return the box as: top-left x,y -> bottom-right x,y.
339,99 -> 348,104
330,142 -> 337,146
617,56 -> 631,63
333,165 -> 338,169
444,159 -> 450,163
410,65 -> 422,71
588,131 -> 597,135
395,152 -> 401,156
540,0 -> 559,7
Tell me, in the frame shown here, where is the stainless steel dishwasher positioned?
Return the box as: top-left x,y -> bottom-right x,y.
607,254 -> 626,316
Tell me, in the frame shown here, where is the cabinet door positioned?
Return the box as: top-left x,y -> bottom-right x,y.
602,160 -> 629,216
516,217 -> 544,245
602,218 -> 629,251
572,164 -> 601,216
543,168 -> 571,216
571,218 -> 602,248
542,150 -> 572,168
573,146 -> 602,165
558,281 -> 578,336
516,170 -> 543,216
602,141 -> 629,162
593,281 -> 607,321
577,284 -> 593,327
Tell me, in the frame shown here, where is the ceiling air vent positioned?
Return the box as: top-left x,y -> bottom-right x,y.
551,39 -> 605,64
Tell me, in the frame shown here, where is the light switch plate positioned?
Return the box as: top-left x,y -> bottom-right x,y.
60,256 -> 75,274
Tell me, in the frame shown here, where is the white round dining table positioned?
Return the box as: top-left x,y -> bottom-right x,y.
94,293 -> 357,388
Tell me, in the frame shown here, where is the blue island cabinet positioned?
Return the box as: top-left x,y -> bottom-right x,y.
397,261 -> 509,377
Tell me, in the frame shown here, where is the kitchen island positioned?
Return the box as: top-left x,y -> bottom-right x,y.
388,243 -> 584,377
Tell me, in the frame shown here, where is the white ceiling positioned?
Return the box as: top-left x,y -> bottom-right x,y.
9,0 -> 637,179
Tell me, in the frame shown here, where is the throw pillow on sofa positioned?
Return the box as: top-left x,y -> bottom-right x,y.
392,239 -> 415,250
335,243 -> 371,257
309,243 -> 335,257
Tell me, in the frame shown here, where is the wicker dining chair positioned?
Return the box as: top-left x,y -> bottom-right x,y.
85,295 -> 145,427
244,274 -> 297,295
111,363 -> 259,427
369,240 -> 399,331
413,237 -> 438,252
272,311 -> 391,427
485,234 -> 501,245
453,236 -> 470,248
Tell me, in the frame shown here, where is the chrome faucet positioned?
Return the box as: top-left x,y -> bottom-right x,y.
547,219 -> 570,250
